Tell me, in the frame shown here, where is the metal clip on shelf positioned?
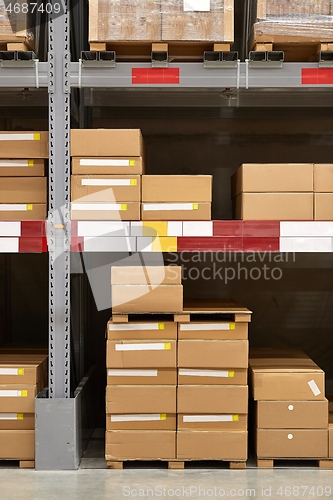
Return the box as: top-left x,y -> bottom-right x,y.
151,50 -> 169,68
203,51 -> 239,69
80,50 -> 116,67
248,50 -> 284,68
318,51 -> 333,67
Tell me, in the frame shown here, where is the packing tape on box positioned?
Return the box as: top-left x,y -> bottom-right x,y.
110,414 -> 165,422
115,343 -> 170,351
109,323 -> 164,331
0,133 -> 40,141
0,390 -> 28,397
179,323 -> 236,331
107,369 -> 158,377
81,179 -> 137,187
308,379 -> 321,396
183,415 -> 237,423
80,159 -> 134,167
179,369 -> 234,378
0,413 -> 24,420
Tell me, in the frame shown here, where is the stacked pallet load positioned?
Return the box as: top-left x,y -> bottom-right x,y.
0,0 -> 37,51
0,351 -> 48,467
0,132 -> 48,220
314,164 -> 333,221
250,348 -> 329,467
71,129 -> 144,221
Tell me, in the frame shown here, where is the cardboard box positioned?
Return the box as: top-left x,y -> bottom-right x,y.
314,164 -> 333,193
0,159 -> 45,177
106,340 -> 177,368
106,413 -> 176,431
256,429 -> 328,459
177,385 -> 248,414
329,413 -> 333,458
142,202 -> 211,221
256,400 -> 329,429
107,368 -> 177,386
106,385 -> 176,414
178,340 -> 248,369
178,414 -> 247,431
0,177 -> 46,203
71,175 -> 141,202
71,202 -> 140,221
0,430 -> 35,460
0,385 -> 38,413
0,413 -> 34,430
177,431 -> 247,461
111,266 -> 182,285
260,0 -> 331,17
0,204 -> 46,220
235,193 -> 314,221
0,357 -> 47,385
0,132 -> 48,159
71,130 -> 144,157
72,157 -> 145,175
112,285 -> 183,313
178,368 -> 247,386
314,193 -> 333,221
105,430 -> 176,460
232,164 -> 314,195
142,176 -> 212,203
107,320 -> 177,340
178,321 -> 248,340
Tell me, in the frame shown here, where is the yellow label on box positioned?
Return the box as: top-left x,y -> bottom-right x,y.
232,415 -> 239,422
160,414 -> 167,421
228,371 -> 235,378
26,204 -> 33,211
230,323 -> 236,330
120,204 -> 128,211
129,160 -> 136,166
18,368 -> 25,376
33,133 -> 41,141
164,343 -> 171,350
158,323 -> 165,330
20,390 -> 28,397
193,204 -> 199,210
130,179 -> 137,186
17,414 -> 24,421
28,160 -> 34,167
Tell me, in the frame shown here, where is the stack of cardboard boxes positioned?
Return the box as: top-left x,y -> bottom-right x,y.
0,132 -> 48,220
0,352 -> 48,464
250,348 -> 329,464
314,164 -> 333,221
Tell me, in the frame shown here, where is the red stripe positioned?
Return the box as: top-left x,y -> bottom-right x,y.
213,221 -> 243,237
302,68 -> 333,85
243,221 -> 280,237
177,237 -> 243,252
132,68 -> 180,85
19,237 -> 44,253
243,238 -> 280,252
71,237 -> 84,252
21,220 -> 46,237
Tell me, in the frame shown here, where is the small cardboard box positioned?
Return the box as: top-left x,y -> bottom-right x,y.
106,413 -> 176,431
107,340 -> 177,368
107,368 -> 177,386
107,320 -> 177,340
0,204 -> 47,220
256,429 -> 328,459
314,164 -> 333,193
71,130 -> 144,157
112,285 -> 183,313
177,385 -> 248,414
111,266 -> 182,285
235,193 -> 314,220
142,176 -> 212,203
0,356 -> 47,385
178,368 -> 247,386
178,340 -> 248,369
178,321 -> 248,340
105,430 -> 176,460
0,132 -> 48,159
314,193 -> 333,221
106,385 -> 176,414
178,414 -> 247,431
142,202 -> 211,221
71,202 -> 140,221
72,157 -> 145,175
0,413 -> 34,430
0,385 -> 38,413
0,177 -> 46,203
71,175 -> 141,202
0,430 -> 35,460
256,400 -> 329,429
0,159 -> 45,177
177,431 -> 247,461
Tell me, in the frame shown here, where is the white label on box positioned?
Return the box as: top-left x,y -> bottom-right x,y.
115,343 -> 168,351
80,159 -> 131,167
111,414 -> 162,422
0,205 -> 28,211
0,413 -> 20,420
183,415 -> 233,423
81,179 -> 133,187
184,0 -> 210,12
180,323 -> 233,331
0,222 -> 21,237
0,133 -> 36,141
167,222 -> 183,236
308,379 -> 321,396
83,237 -> 136,253
77,221 -> 130,237
179,369 -> 229,378
72,203 -> 123,211
109,323 -> 163,331
0,238 -> 19,253
183,221 -> 213,237
0,368 -> 18,376
0,390 -> 22,397
143,203 -> 195,211
107,369 -> 158,377
0,160 -> 29,167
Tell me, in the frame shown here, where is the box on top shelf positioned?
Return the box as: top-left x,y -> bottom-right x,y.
106,385 -> 176,414
142,203 -> 211,221
177,413 -> 247,431
107,320 -> 177,340
0,178 -> 47,203
71,175 -> 141,203
112,284 -> 183,313
177,430 -> 247,461
314,164 -> 333,193
234,193 -> 314,221
178,367 -> 248,385
70,130 -> 144,158
177,385 -> 248,414
0,132 -> 48,159
0,384 -> 40,413
0,204 -> 46,221
314,194 -> 333,221
107,339 -> 177,368
142,176 -> 212,203
256,429 -> 328,459
0,353 -> 48,385
0,159 -> 45,177
71,202 -> 140,221
107,368 -> 177,386
178,340 -> 249,369
72,157 -> 145,175
105,430 -> 176,460
111,266 -> 182,285
178,321 -> 248,340
256,400 -> 329,429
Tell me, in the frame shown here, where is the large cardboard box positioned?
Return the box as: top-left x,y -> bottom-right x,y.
71,202 -> 140,221
178,321 -> 248,340
0,177 -> 46,203
107,321 -> 177,340
178,340 -> 248,369
142,176 -> 212,203
112,285 -> 183,313
71,130 -> 144,158
178,414 -> 247,431
106,385 -> 176,413
177,431 -> 247,461
0,413 -> 34,430
0,132 -> 48,159
235,193 -> 314,220
105,430 -> 176,460
0,159 -> 45,177
0,204 -> 46,220
256,429 -> 328,459
314,194 -> 333,221
314,164 -> 333,193
0,430 -> 35,460
329,413 -> 333,458
111,266 -> 182,285
106,413 -> 176,431
177,385 -> 248,414
107,340 -> 177,368
256,400 -> 329,429
142,202 -> 211,221
72,157 -> 145,175
107,368 -> 177,385
71,175 -> 141,202
0,385 -> 38,413
0,356 -> 47,385
178,368 -> 247,385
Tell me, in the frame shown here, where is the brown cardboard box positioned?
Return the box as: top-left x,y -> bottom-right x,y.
262,0 -> 331,17
178,385 -> 248,414
107,320 -> 177,340
111,266 -> 182,285
142,202 -> 211,221
178,414 -> 247,431
256,429 -> 328,459
0,357 -> 47,385
0,204 -> 46,220
178,368 -> 247,386
105,430 -> 176,460
177,431 -> 247,461
314,194 -> 333,221
107,340 -> 177,368
235,193 -> 314,221
142,176 -> 212,203
178,340 -> 248,369
0,132 -> 48,158
329,413 -> 333,458
0,430 -> 35,460
71,202 -> 140,221
0,385 -> 38,413
0,159 -> 45,177
106,413 -> 176,431
314,164 -> 333,193
178,321 -> 248,340
232,164 -> 314,195
106,385 -> 176,413
72,157 -> 145,175
256,400 -> 329,429
71,175 -> 141,202
71,130 -> 144,157
112,285 -> 183,313
0,178 -> 46,203
0,413 -> 34,430
107,368 -> 177,386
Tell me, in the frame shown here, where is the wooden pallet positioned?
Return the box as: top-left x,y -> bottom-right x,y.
107,459 -> 246,470
257,458 -> 333,469
0,36 -> 32,52
251,39 -> 333,63
0,460 -> 35,469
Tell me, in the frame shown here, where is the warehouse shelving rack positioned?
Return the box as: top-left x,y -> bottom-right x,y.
0,0 -> 332,470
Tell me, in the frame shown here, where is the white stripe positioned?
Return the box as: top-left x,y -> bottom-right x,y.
107,369 -> 158,377
0,238 -> 19,253
183,221 -> 213,237
115,343 -> 168,351
179,369 -> 229,378
143,203 -> 195,211
109,323 -> 162,331
280,237 -> 332,253
0,134 -> 35,141
0,222 -> 21,236
81,179 -> 133,187
111,414 -> 162,422
0,368 -> 18,375
0,205 -> 28,211
137,237 -> 153,252
183,415 -> 233,423
83,237 -> 136,252
0,413 -> 20,420
77,221 -> 130,237
72,203 -> 124,211
280,221 -> 333,237
180,323 -> 232,331
0,390 -> 23,397
80,159 -> 131,167
0,160 -> 29,167
308,380 -> 321,396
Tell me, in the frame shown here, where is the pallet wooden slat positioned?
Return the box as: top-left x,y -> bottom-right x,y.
257,458 -> 333,469
106,459 -> 247,469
